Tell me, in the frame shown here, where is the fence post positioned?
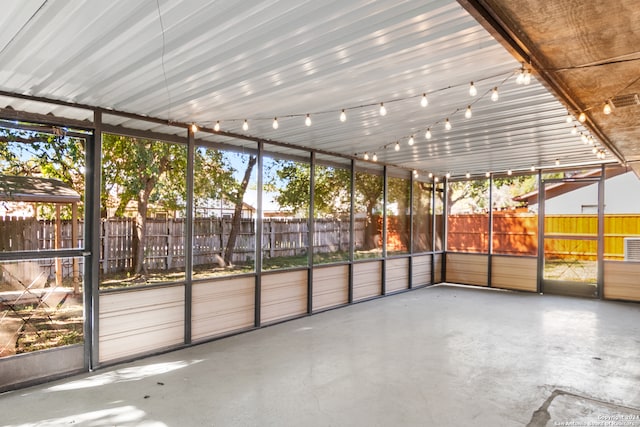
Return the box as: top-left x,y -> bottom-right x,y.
167,219 -> 173,270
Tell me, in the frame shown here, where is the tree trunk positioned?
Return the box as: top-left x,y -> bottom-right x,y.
363,201 -> 379,250
224,155 -> 257,266
133,177 -> 156,275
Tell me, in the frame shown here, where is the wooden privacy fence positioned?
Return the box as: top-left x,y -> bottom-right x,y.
447,213 -> 640,260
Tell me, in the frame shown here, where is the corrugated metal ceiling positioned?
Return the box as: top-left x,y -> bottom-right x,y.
0,0 -> 616,177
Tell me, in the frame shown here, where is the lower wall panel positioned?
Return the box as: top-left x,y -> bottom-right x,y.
434,253 -> 443,283
313,265 -> 348,311
0,344 -> 84,392
353,261 -> 382,301
412,255 -> 432,287
260,270 -> 307,324
604,261 -> 640,302
386,258 -> 409,293
99,286 -> 185,363
446,253 -> 488,286
491,256 -> 537,292
192,276 -> 255,341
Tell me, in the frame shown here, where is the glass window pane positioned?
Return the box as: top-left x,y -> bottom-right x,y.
435,183 -> 444,251
446,179 -> 489,253
412,180 -> 432,253
100,134 -> 186,288
1,124 -> 85,253
262,154 -> 310,270
193,147 -> 257,278
354,170 -> 383,260
1,257 -> 84,357
386,176 -> 410,255
492,174 -> 538,255
313,164 -> 351,264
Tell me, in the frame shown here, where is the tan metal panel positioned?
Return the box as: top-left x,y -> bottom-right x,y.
192,277 -> 255,341
604,261 -> 640,302
312,265 -> 349,311
99,286 -> 185,362
260,270 -> 308,324
491,256 -> 537,292
353,261 -> 382,301
412,255 -> 432,287
386,258 -> 409,293
446,253 -> 488,286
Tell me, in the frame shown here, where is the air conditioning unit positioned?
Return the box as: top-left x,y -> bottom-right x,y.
624,238 -> 640,261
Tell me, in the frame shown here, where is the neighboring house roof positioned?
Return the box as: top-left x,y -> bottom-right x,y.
0,175 -> 80,203
513,167 -> 628,205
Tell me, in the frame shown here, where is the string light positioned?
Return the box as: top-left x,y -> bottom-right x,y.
507,169 -> 512,176
578,112 -> 587,122
445,172 -> 451,179
413,169 -> 419,178
242,119 -> 249,131
421,93 -> 428,107
566,111 -> 573,123
363,152 -> 369,160
434,176 -> 439,182
465,172 -> 471,179
571,125 -> 577,135
530,165 -> 536,172
581,133 -> 588,144
272,117 -> 279,129
591,147 -> 598,154
395,141 -> 400,151
425,128 -> 432,140
408,135 -> 415,146
469,81 -> 477,96
305,114 -> 311,126
445,118 -> 451,130
485,171 -> 491,178
340,109 -> 347,122
379,103 -> 387,116
523,69 -> 531,85
603,101 -> 612,115
214,121 -> 220,132
428,172 -> 433,179
372,153 -> 378,162
555,159 -> 560,166
516,66 -> 525,85
465,105 -> 472,119
190,123 -> 198,133
491,87 -> 499,102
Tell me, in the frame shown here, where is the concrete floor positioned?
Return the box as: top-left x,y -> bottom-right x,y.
1,284 -> 640,427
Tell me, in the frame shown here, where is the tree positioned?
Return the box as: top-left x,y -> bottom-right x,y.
102,134 -> 187,276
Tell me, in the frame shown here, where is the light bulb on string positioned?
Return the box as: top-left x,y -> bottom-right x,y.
425,128 -> 432,140
445,118 -> 451,130
592,147 -> 598,154
578,112 -> 587,123
394,141 -> 400,151
408,135 -> 415,146
485,171 -> 491,178
530,165 -> 536,172
491,87 -> 499,102
428,172 -> 433,179
445,172 -> 451,179
305,114 -> 311,126
465,105 -> 472,119
242,119 -> 249,131
379,103 -> 387,116
340,109 -> 347,122
516,66 -> 525,85
571,125 -> 577,135
214,121 -> 220,132
581,133 -> 588,144
413,170 -> 419,178
588,136 -> 594,145
190,123 -> 198,133
363,152 -> 369,161
465,172 -> 471,179
434,176 -> 439,183
421,93 -> 428,107
372,153 -> 378,162
603,101 -> 612,115
272,117 -> 279,129
523,69 -> 531,85
469,81 -> 477,97
507,169 -> 513,176
555,159 -> 560,166
566,111 -> 573,123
